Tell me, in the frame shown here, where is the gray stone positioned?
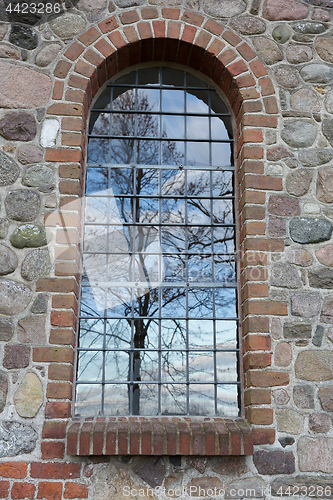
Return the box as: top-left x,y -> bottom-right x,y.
10,224 -> 47,249
287,44 -> 313,64
284,322 -> 312,339
132,457 -> 166,487
230,16 -> 266,35
292,21 -> 326,34
18,145 -> 43,165
290,89 -> 319,112
0,43 -> 20,60
0,112 -> 37,142
313,324 -> 325,346
9,24 -> 38,50
49,13 -> 86,39
281,121 -> 317,148
267,146 -> 292,161
300,64 -> 333,84
0,151 -> 20,187
322,118 -> 333,146
276,408 -> 304,433
295,350 -> 333,380
263,0 -> 308,20
0,318 -> 14,341
271,317 -> 282,340
275,67 -> 299,88
272,25 -> 291,43
268,195 -> 300,216
17,315 -> 46,343
271,476 -> 333,497
287,248 -> 313,267
3,345 -> 30,369
313,7 -> 330,21
316,36 -> 333,62
31,294 -> 48,314
0,220 -> 8,240
318,386 -> 333,411
286,168 -> 313,196
35,43 -> 61,67
0,421 -> 37,457
114,0 -> 144,5
268,217 -> 286,237
203,0 -> 246,17
252,36 -> 283,65
271,263 -> 302,288
5,190 -> 40,222
273,388 -> 290,405
14,372 -> 43,418
225,477 -> 265,498
274,342 -> 292,367
290,291 -> 321,317
279,437 -> 295,448
186,457 -> 209,474
0,25 -> 8,41
0,279 -> 32,315
325,90 -> 333,114
212,457 -> 249,476
309,413 -> 331,433
316,245 -> 333,267
309,268 -> 333,288
0,244 -> 18,276
321,296 -> 333,324
298,437 -> 333,472
299,148 -> 333,167
253,450 -> 295,475
21,248 -> 51,281
0,371 -> 8,413
289,217 -> 333,244
293,385 -> 314,408
22,165 -> 54,188
79,0 -> 107,11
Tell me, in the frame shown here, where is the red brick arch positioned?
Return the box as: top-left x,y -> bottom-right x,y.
39,9 -> 286,455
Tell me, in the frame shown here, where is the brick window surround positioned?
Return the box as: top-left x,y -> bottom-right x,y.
40,8 -> 285,457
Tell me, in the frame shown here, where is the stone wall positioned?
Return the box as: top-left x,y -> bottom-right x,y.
0,0 -> 333,498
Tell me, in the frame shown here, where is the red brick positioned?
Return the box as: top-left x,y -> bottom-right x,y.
33,347 -> 73,363
68,74 -> 90,92
45,149 -> 82,163
129,422 -> 140,455
248,408 -> 273,425
41,441 -> 65,459
259,77 -> 275,96
48,103 -> 83,117
264,96 -> 278,114
252,428 -> 275,445
153,20 -> 165,38
92,421 -> 106,455
36,278 -> 77,294
42,421 -> 67,440
141,7 -> 158,19
64,484 -> 88,499
45,402 -> 72,419
250,59 -> 268,78
32,463 -> 81,480
138,22 -> 152,40
108,31 -> 126,49
203,19 -> 223,36
243,115 -> 277,128
247,371 -> 289,388
244,300 -> 288,316
162,8 -> 180,19
181,11 -> 204,26
190,421 -> 204,455
117,421 -> 129,455
51,311 -> 76,328
244,335 -> 271,351
11,483 -> 36,500
94,39 -> 115,59
242,100 -> 262,114
48,364 -> 73,382
105,421 -> 117,454
98,17 -> 118,34
54,60 -> 71,79
60,179 -> 81,195
244,352 -> 271,370
242,129 -> 264,143
182,24 -> 197,44
178,422 -> 191,454
53,81 -> 64,100
243,316 -> 269,335
49,329 -> 75,346
242,283 -> 269,300
74,59 -> 95,79
64,42 -> 85,61
166,21 -> 181,40
0,463 -> 27,479
0,481 -> 9,498
67,422 -> 80,455
195,30 -> 212,49
245,388 -> 271,405
120,10 -> 139,24
219,49 -> 237,67
37,482 -> 62,500
47,382 -> 72,399
222,30 -> 241,46
62,133 -> 81,147
78,27 -> 100,46
237,42 -> 256,61
140,421 -> 152,455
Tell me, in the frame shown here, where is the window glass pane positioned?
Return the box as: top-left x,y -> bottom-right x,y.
77,351 -> 103,382
138,67 -> 159,85
216,351 -> 238,382
110,138 -> 135,164
86,167 -> 108,194
90,111 -> 110,135
161,384 -> 186,415
187,116 -> 209,140
188,384 -> 215,415
188,320 -> 214,348
87,138 -> 109,163
216,320 -> 238,348
161,320 -> 186,349
139,384 -> 159,415
217,384 -> 239,416
79,319 -> 104,349
162,89 -> 184,113
104,384 -> 129,415
162,115 -> 185,139
162,141 -> 184,165
75,384 -> 102,416
186,91 -> 210,113
211,116 -> 232,141
106,319 -> 131,348
162,67 -> 184,86
212,142 -> 233,167
187,141 -> 210,166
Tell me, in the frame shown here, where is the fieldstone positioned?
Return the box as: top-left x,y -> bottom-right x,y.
0,371 -> 8,413
0,25 -> 8,40
299,148 -> 333,167
287,248 -> 313,267
186,477 -> 224,495
31,294 -> 48,314
267,164 -> 283,175
21,249 -> 51,282
268,217 -> 286,237
271,476 -> 333,497
22,165 -> 54,188
318,386 -> 333,411
295,350 -> 333,380
0,151 -> 20,187
304,203 -> 321,214
253,450 -> 295,475
323,118 -> 333,146
225,477 -> 265,498
298,437 -> 333,472
291,89 -> 319,112
300,64 -> 333,84
271,263 -> 302,288
18,145 -> 43,165
92,463 -> 153,500
292,21 -> 326,34
309,268 -> 333,288
186,457 -> 208,474
0,220 -> 8,240
230,16 -> 266,35
286,168 -> 313,197
281,121 -> 317,148
0,244 -> 18,276
79,0 -> 107,11
17,315 -> 46,344
272,25 -> 291,43
273,388 -> 290,405
321,296 -> 333,324
313,324 -> 325,346
5,190 -> 40,222
212,457 -> 249,476
0,318 -> 14,342
284,322 -> 312,339
40,119 -> 60,148
325,90 -> 333,113
114,0 -> 144,5
289,217 -> 333,244
328,327 -> 333,342
49,13 -> 86,38
203,0 -> 246,18
279,437 -> 295,448
290,292 -> 321,317
45,194 -> 57,209
0,279 -> 32,315
293,385 -> 314,408
267,146 -> 292,161
0,43 -> 20,60
271,317 -> 282,340
274,342 -> 292,367
132,457 -> 166,487
275,67 -> 299,88
276,408 -> 304,433
309,413 -> 331,433
0,421 -> 37,457
316,245 -> 333,267
35,43 -> 61,67
0,112 -> 37,141
313,8 -> 330,21
10,224 -> 47,249
268,195 -> 300,216
263,0 -> 308,20
287,44 -> 313,64
14,372 -> 43,418
164,473 -> 182,492
317,168 -> 333,203
0,62 -> 51,109
3,345 -> 30,369
252,37 -> 283,65
316,37 -> 333,63
9,25 -> 38,50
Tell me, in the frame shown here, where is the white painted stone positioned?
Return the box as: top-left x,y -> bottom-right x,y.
40,119 -> 60,148
304,203 -> 321,214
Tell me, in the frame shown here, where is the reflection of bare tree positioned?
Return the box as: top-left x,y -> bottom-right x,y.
78,89 -> 237,416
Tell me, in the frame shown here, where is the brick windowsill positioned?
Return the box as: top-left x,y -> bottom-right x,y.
67,417 -> 253,456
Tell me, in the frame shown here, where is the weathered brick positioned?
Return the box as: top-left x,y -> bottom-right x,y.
0,463 -> 27,479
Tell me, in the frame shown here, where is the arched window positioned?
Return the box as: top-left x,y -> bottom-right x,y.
75,67 -> 239,417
